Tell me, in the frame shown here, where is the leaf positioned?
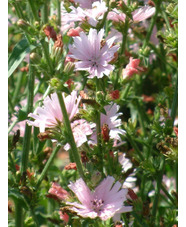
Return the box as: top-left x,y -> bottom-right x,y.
8,39 -> 36,78
8,188 -> 28,210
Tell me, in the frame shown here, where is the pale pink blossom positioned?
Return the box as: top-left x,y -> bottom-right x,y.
64,119 -> 95,150
132,6 -> 155,22
63,1 -> 107,27
122,57 -> 141,79
90,103 -> 125,144
108,6 -> 155,23
10,93 -> 42,137
69,28 -> 119,78
67,176 -> 132,220
119,154 -> 137,190
74,0 -> 100,9
48,182 -> 69,200
27,91 -> 81,132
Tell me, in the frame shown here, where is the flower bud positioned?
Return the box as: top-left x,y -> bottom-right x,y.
67,27 -> 83,37
64,163 -> 77,170
64,62 -> 75,75
49,77 -> 63,90
101,124 -> 110,142
17,19 -> 35,34
43,25 -> 57,41
30,52 -> 41,64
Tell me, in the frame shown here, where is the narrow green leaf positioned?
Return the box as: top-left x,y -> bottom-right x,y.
8,39 -> 36,78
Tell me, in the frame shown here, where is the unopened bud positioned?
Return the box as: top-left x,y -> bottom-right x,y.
127,188 -> 138,201
30,52 -> 41,64
17,19 -> 29,28
101,124 -> 110,142
43,25 -> 57,41
50,77 -> 63,90
67,27 -> 83,37
109,90 -> 120,100
64,62 -> 75,75
37,131 -> 51,141
81,151 -> 89,163
64,163 -> 77,170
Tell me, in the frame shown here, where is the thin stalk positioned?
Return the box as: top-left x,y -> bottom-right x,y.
36,145 -> 61,190
161,8 -> 171,31
120,18 -> 129,55
20,64 -> 35,179
41,40 -> 54,76
8,91 -> 15,113
151,158 -> 165,224
161,184 -> 177,206
13,73 -> 24,105
28,0 -> 40,21
57,0 -> 61,26
122,213 -> 129,227
171,75 -> 178,124
121,82 -> 131,100
8,153 -> 17,177
126,133 -> 144,161
57,92 -> 85,179
142,0 -> 161,49
41,1 -> 48,24
15,201 -> 23,227
12,2 -> 26,20
135,100 -> 147,136
8,119 -> 18,134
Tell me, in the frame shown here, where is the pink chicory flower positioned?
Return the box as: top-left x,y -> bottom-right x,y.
64,119 -> 95,150
48,182 -> 69,201
27,91 -> 81,132
132,6 -> 155,22
74,0 -> 100,9
69,28 -> 119,78
67,176 -> 132,221
63,1 -> 107,27
107,6 -> 155,23
90,103 -> 125,145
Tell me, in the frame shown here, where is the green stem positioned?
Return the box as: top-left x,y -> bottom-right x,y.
142,0 -> 161,49
8,91 -> 15,113
120,18 -> 129,55
151,158 -> 165,224
15,201 -> 23,227
41,1 -> 48,24
57,0 -> 61,26
36,145 -> 61,190
126,133 -> 143,161
20,64 -> 35,179
171,74 -> 178,125
8,119 -> 18,134
41,40 -> 54,76
161,184 -> 177,206
135,100 -> 147,136
28,0 -> 39,21
12,2 -> 26,20
57,92 -> 85,179
8,153 -> 17,177
121,82 -> 131,100
13,73 -> 24,105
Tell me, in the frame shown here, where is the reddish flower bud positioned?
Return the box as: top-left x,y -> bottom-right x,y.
65,79 -> 74,89
81,151 -> 89,163
142,94 -> 155,102
101,124 -> 110,142
54,34 -> 63,49
173,127 -> 178,137
59,211 -> 69,223
110,90 -> 120,100
64,163 -> 77,170
43,25 -> 57,41
67,27 -> 83,37
48,182 -> 69,201
127,188 -> 138,201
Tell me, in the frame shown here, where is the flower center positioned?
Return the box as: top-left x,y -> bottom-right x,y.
91,198 -> 104,213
